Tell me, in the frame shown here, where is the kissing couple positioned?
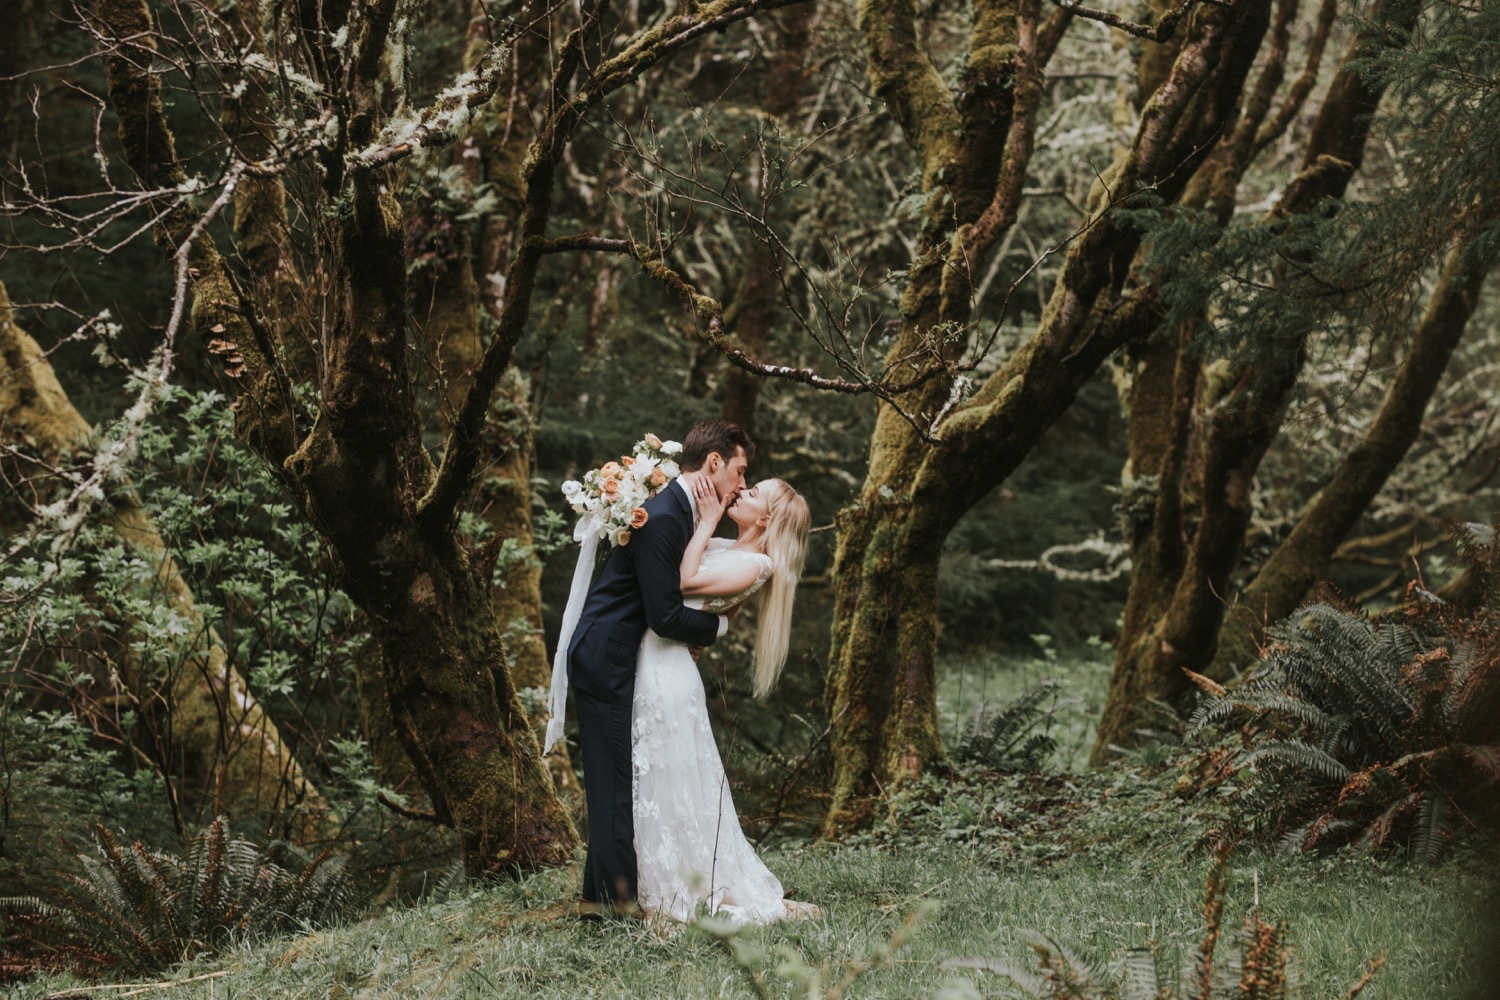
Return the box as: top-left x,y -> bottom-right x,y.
549,419 -> 818,925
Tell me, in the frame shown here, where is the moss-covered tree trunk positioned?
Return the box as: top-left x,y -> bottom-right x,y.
0,281 -> 332,841
1093,0 -> 1423,761
94,0 -> 577,873
1207,223 -> 1497,676
825,0 -> 1270,833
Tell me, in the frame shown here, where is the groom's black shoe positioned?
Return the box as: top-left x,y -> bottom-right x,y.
572,898 -> 645,923
573,898 -> 607,922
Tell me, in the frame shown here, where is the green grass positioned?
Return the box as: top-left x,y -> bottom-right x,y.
12,843 -> 1495,999
12,650 -> 1497,998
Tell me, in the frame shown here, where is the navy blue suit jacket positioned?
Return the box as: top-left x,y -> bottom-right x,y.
566,479 -> 721,704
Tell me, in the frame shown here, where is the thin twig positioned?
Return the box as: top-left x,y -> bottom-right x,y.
43,971 -> 229,999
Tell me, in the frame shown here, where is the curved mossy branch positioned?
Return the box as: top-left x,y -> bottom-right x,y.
418,0 -> 812,530
1190,0 -> 1296,217
946,0 -> 1267,451
1252,0 -> 1338,158
1052,0 -> 1226,42
215,0 -> 319,388
859,0 -> 962,190
938,0 -> 1044,321
92,0 -> 299,466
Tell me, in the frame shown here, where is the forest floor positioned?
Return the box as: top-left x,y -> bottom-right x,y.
12,647 -> 1500,999
12,840 -> 1495,999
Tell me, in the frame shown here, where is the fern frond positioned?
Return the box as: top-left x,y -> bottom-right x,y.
1019,928 -> 1102,1000
1117,946 -> 1163,1000
19,821 -> 357,974
1412,788 -> 1450,864
955,681 -> 1063,769
424,858 -> 468,903
1352,791 -> 1421,852
942,955 -> 1047,995
188,817 -> 228,942
1241,741 -> 1351,783
1238,912 -> 1290,1000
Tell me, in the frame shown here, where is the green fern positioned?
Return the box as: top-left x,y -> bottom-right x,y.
0,818 -> 357,974
954,680 -> 1064,770
1187,536 -> 1500,859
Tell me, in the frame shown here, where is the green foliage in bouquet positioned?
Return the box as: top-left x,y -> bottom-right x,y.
1187,526 -> 1500,859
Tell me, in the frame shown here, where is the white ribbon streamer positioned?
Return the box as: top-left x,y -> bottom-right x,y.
544,515 -> 604,753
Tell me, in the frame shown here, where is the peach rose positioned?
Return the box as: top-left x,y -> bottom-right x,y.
648,468 -> 667,488
601,476 -> 620,496
629,507 -> 649,529
599,461 -> 622,478
643,433 -> 663,450
621,456 -> 635,467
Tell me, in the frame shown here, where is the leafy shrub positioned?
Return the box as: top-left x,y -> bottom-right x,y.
1187,548 -> 1500,859
2,818 -> 356,975
1,385 -> 382,888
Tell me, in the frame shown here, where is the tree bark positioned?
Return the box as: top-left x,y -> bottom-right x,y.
824,0 -> 1271,833
1092,0 -> 1424,762
0,280 -> 332,841
1208,224 -> 1497,675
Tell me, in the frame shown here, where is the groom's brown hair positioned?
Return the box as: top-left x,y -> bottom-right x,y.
680,419 -> 755,471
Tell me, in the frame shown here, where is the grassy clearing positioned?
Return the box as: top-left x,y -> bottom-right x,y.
13,843 -> 1495,999
13,650 -> 1497,998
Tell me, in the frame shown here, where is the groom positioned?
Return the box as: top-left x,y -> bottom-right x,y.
566,418 -> 754,912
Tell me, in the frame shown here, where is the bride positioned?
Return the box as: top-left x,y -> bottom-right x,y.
631,474 -> 816,925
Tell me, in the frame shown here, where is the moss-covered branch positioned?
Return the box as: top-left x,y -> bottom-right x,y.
93,0 -> 298,463
419,0 -> 813,529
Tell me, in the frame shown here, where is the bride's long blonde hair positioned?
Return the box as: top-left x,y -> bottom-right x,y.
752,479 -> 810,698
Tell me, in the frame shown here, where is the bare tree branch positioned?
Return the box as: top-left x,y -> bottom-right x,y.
1051,0 -> 1234,42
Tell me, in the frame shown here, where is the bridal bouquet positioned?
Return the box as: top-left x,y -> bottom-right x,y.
560,432 -> 683,546
547,432 -> 682,752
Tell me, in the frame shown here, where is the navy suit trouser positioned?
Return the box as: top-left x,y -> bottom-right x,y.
574,687 -> 637,905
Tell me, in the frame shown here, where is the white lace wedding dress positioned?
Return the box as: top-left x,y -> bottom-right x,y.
631,539 -> 790,925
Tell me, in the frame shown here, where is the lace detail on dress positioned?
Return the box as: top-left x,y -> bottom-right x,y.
697,540 -> 773,614
630,541 -> 789,926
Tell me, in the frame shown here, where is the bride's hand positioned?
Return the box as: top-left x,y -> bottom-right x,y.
691,475 -> 729,527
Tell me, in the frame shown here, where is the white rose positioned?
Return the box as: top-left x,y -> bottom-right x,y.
659,460 -> 680,479
561,479 -> 582,497
661,440 -> 682,455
